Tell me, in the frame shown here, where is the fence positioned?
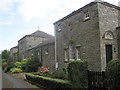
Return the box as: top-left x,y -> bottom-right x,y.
87,70 -> 120,90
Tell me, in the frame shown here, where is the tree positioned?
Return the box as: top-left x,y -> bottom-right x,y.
2,50 -> 10,61
25,50 -> 41,72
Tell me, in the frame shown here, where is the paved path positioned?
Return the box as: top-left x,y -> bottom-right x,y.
2,71 -> 43,89
2,72 -> 30,88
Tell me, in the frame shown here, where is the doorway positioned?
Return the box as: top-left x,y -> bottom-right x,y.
106,45 -> 113,63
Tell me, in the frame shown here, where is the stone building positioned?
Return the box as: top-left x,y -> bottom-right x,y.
27,38 -> 55,71
10,46 -> 18,60
18,30 -> 54,60
54,0 -> 120,71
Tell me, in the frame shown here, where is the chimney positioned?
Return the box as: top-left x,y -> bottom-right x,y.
93,0 -> 103,2
118,1 -> 120,7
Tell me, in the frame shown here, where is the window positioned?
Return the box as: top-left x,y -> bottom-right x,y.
38,52 -> 40,55
58,27 -> 62,32
69,44 -> 75,61
55,62 -> 58,69
84,11 -> 90,20
45,49 -> 49,55
76,46 -> 81,60
32,53 -> 33,56
64,49 -> 68,61
57,23 -> 62,32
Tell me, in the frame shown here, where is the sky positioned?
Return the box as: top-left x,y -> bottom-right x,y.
0,0 -> 120,51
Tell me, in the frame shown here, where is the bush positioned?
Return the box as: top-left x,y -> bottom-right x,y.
2,61 -> 15,72
35,66 -> 50,76
25,57 -> 41,72
106,59 -> 120,87
2,62 -> 8,69
50,70 -> 68,80
67,60 -> 88,88
10,68 -> 23,73
21,58 -> 29,71
14,61 -> 22,69
25,73 -> 71,89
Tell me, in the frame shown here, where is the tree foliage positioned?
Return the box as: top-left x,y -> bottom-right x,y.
2,50 -> 10,60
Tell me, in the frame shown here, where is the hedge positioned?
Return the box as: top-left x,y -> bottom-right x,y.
67,60 -> 88,88
25,73 -> 72,89
106,59 -> 120,88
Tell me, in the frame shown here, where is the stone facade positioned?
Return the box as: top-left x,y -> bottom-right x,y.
18,30 -> 54,60
10,46 -> 18,60
10,1 -> 120,72
54,1 -> 120,71
116,27 -> 120,59
98,2 -> 119,71
27,39 -> 55,71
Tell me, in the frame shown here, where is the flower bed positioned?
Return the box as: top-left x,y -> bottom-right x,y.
25,73 -> 71,89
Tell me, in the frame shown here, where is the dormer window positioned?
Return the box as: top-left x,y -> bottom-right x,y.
84,11 -> 90,20
58,27 -> 62,32
57,23 -> 62,32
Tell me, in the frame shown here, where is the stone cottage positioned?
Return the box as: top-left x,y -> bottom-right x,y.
18,30 -> 54,60
54,0 -> 120,71
10,46 -> 18,60
27,38 -> 55,71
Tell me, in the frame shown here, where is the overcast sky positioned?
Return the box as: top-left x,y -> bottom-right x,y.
0,0 -> 120,51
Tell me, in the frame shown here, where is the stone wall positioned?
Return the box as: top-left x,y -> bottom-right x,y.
98,3 -> 119,71
26,42 -> 55,71
116,27 -> 120,59
41,43 -> 55,71
18,36 -> 49,60
54,3 -> 101,71
10,46 -> 18,60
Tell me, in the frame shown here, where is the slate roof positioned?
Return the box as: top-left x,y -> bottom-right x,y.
35,38 -> 55,48
18,30 -> 54,42
10,46 -> 18,50
54,0 -> 120,25
28,38 -> 55,51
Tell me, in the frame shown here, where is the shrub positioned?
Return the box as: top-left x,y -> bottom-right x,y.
14,61 -> 22,69
2,61 -> 15,72
21,58 -> 29,71
2,62 -> 8,69
67,60 -> 88,88
10,68 -> 23,73
25,73 -> 71,89
106,59 -> 120,87
35,66 -> 49,76
25,57 -> 41,72
50,70 -> 68,80
5,61 -> 15,72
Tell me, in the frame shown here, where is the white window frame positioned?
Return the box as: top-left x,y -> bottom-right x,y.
64,49 -> 68,61
84,11 -> 90,20
76,47 -> 81,60
45,50 -> 49,55
69,44 -> 75,61
38,52 -> 40,55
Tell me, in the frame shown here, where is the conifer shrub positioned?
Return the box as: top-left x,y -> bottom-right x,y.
106,59 -> 120,88
67,60 -> 88,88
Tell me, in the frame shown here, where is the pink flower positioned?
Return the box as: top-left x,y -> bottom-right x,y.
39,73 -> 43,75
41,66 -> 45,68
